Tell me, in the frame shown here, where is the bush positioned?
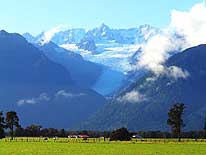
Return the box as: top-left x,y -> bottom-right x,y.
110,127 -> 131,141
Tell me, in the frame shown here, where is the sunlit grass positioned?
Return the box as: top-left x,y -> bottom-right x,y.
1,138 -> 206,155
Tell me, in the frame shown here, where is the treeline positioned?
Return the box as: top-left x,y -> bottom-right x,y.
15,126 -> 111,138
9,126 -> 206,139
0,111 -> 111,139
1,103 -> 206,141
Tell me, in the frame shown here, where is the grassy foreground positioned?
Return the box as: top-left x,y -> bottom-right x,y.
1,140 -> 206,155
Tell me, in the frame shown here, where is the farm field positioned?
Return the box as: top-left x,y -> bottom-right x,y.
1,138 -> 206,155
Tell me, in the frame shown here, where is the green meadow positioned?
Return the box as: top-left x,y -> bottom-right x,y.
1,138 -> 206,155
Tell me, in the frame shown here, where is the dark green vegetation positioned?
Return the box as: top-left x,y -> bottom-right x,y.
0,111 -> 5,138
5,111 -> 20,140
167,103 -> 185,142
110,127 -> 131,141
84,45 -> 206,131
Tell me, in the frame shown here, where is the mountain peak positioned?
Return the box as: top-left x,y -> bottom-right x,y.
23,32 -> 34,37
0,30 -> 29,45
0,30 -> 9,36
99,23 -> 110,31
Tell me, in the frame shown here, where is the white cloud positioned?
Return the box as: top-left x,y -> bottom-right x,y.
55,90 -> 85,98
136,2 -> 206,79
17,90 -> 86,106
170,2 -> 206,46
39,25 -> 69,45
137,32 -> 187,76
117,90 -> 146,103
17,93 -> 50,106
164,66 -> 190,80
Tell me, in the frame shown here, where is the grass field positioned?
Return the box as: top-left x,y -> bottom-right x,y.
1,138 -> 206,155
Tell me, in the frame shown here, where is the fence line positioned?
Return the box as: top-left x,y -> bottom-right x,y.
2,137 -> 206,143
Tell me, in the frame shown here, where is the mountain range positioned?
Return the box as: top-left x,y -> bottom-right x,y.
1,23 -> 206,131
81,45 -> 206,131
0,30 -> 106,129
23,24 -> 159,95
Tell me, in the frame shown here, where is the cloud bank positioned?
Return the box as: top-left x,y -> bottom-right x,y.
170,2 -> 206,46
137,2 -> 206,79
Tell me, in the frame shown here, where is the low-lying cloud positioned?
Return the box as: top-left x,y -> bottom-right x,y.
117,90 -> 146,103
17,93 -> 50,105
136,2 -> 206,79
55,90 -> 85,98
170,2 -> 206,46
17,90 -> 86,106
164,66 -> 190,80
137,33 -> 186,74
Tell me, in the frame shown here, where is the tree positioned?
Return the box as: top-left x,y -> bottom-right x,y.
6,111 -> 20,140
110,127 -> 131,141
167,103 -> 185,142
0,111 -> 5,139
15,126 -> 25,137
59,129 -> 66,137
203,115 -> 206,139
25,124 -> 42,137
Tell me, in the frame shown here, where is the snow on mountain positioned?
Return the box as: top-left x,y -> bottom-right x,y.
49,28 -> 86,45
62,24 -> 159,73
23,24 -> 159,96
22,33 -> 36,43
36,42 -> 104,89
24,26 -> 86,46
81,24 -> 159,45
24,24 -> 159,72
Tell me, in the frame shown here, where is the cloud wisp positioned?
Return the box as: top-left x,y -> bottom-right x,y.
39,25 -> 69,45
17,93 -> 50,106
136,2 -> 206,80
117,90 -> 147,103
55,90 -> 85,98
17,90 -> 86,106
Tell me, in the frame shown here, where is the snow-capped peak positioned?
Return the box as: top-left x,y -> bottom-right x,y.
99,23 -> 110,34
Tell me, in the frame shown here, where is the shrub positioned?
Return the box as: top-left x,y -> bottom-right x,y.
110,127 -> 131,141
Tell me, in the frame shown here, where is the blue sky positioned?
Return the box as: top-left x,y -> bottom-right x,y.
0,0 -> 203,35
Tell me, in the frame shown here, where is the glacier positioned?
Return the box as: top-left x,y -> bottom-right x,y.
23,24 -> 159,96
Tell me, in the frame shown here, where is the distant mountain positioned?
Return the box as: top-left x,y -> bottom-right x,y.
0,30 -> 106,128
23,35 -> 126,96
77,37 -> 97,53
67,24 -> 159,73
22,33 -> 36,43
82,24 -> 159,45
81,45 -> 206,131
23,28 -> 86,45
24,24 -> 159,52
76,24 -> 159,52
23,24 -> 159,96
38,42 -> 102,88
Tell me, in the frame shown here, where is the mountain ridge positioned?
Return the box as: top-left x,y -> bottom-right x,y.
80,44 -> 206,131
0,30 -> 106,129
